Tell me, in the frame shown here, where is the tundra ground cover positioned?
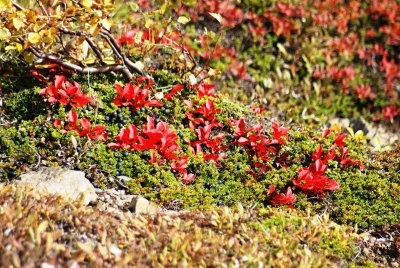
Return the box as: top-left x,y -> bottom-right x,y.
0,0 -> 399,266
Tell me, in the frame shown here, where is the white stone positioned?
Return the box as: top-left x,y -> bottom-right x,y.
130,195 -> 161,215
15,167 -> 97,205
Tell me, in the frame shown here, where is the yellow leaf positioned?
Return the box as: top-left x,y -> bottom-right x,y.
103,57 -> 115,65
208,68 -> 220,77
36,220 -> 48,244
0,0 -> 10,8
177,16 -> 190,25
184,220 -> 194,227
0,28 -> 11,41
354,130 -> 365,139
45,233 -> 53,253
80,0 -> 92,8
205,29 -> 215,39
5,45 -> 16,50
28,32 -> 41,44
16,43 -> 23,52
209,12 -> 222,24
330,123 -> 342,133
77,242 -> 94,257
13,17 -> 24,30
103,0 -> 114,6
37,221 -> 48,235
159,2 -> 168,14
41,36 -> 53,44
33,23 -> 40,33
346,127 -> 355,137
24,52 -> 35,63
101,18 -> 112,30
90,24 -> 100,37
29,227 -> 35,243
25,10 -> 36,23
83,57 -> 95,65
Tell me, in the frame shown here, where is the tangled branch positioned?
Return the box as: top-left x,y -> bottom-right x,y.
7,1 -> 149,81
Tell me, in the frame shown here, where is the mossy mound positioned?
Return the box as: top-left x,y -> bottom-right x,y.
0,71 -> 399,230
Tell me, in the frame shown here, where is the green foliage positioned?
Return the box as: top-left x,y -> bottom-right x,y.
0,1 -> 398,266
1,71 -> 398,229
3,87 -> 48,120
326,168 -> 400,229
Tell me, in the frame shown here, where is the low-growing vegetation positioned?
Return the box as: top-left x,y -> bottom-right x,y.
0,185 -> 367,267
0,0 -> 399,266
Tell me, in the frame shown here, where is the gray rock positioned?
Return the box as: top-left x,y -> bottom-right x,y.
95,188 -> 134,213
117,176 -> 131,183
130,195 -> 161,215
15,167 -> 97,205
350,117 -> 370,135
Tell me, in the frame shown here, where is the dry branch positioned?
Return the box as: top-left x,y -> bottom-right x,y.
10,1 -> 149,81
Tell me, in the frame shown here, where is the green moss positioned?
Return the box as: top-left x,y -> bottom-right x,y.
254,208 -> 358,262
1,1 -> 399,265
0,62 -> 42,94
216,98 -> 249,121
320,168 -> 399,229
1,86 -> 396,229
3,87 -> 49,120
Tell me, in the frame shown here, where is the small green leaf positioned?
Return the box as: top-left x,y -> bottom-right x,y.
129,2 -> 139,12
177,16 -> 190,25
159,2 -> 168,15
134,31 -> 143,43
145,19 -> 153,28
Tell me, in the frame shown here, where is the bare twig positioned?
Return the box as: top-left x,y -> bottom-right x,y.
70,0 -> 83,8
100,29 -> 150,78
28,45 -> 133,80
99,32 -> 125,63
28,145 -> 41,170
58,27 -> 105,64
35,0 -> 48,16
11,0 -> 24,10
11,0 -> 148,81
195,31 -> 223,79
114,177 -> 129,190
